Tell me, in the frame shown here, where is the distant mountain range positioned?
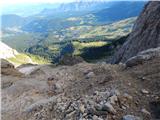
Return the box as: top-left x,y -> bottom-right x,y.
1,1 -> 146,33
1,14 -> 25,28
1,1 -> 147,63
94,1 -> 146,23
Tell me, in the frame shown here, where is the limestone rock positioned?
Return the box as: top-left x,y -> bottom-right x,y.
125,47 -> 160,67
102,102 -> 116,114
141,108 -> 151,116
86,71 -> 95,79
111,2 -> 160,63
123,115 -> 141,120
141,89 -> 149,94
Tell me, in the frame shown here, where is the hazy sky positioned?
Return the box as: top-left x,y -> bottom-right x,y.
1,0 -> 146,6
1,0 -> 75,5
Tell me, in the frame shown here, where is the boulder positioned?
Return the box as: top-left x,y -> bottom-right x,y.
125,47 -> 160,67
1,59 -> 14,69
1,59 -> 22,76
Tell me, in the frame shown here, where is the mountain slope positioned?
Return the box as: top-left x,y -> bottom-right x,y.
1,14 -> 25,28
0,41 -> 49,66
2,52 -> 160,120
0,41 -> 19,59
111,1 -> 160,63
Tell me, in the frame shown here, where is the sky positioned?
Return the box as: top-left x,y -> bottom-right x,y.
1,0 -> 75,6
1,0 -> 147,7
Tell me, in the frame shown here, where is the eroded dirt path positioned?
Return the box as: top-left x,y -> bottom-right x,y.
1,58 -> 160,120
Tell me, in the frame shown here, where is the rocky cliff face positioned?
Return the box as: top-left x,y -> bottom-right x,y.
111,1 -> 160,63
0,41 -> 19,59
0,41 -> 37,67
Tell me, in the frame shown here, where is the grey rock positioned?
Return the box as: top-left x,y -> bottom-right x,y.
141,108 -> 151,116
111,2 -> 160,64
102,102 -> 116,114
1,59 -> 14,68
123,115 -> 142,120
93,115 -> 99,120
123,93 -> 133,100
125,47 -> 160,67
86,72 -> 95,79
54,83 -> 63,94
110,89 -> 120,96
95,104 -> 103,111
98,118 -> 103,120
108,95 -> 118,105
24,96 -> 57,117
93,91 -> 99,96
141,89 -> 149,94
79,104 -> 85,113
66,110 -> 76,118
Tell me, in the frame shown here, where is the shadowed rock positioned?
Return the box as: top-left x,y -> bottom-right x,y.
111,1 -> 160,63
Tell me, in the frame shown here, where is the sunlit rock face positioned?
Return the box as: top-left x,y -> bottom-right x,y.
0,41 -> 19,59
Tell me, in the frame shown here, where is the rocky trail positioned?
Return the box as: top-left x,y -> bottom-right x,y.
1,54 -> 160,120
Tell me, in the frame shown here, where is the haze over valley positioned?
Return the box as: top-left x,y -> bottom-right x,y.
1,0 -> 146,64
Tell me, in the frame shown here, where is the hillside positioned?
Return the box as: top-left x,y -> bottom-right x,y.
1,14 -> 25,28
2,17 -> 135,63
0,41 -> 19,59
0,41 -> 49,66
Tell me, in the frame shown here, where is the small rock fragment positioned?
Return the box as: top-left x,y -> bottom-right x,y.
66,110 -> 76,118
86,72 -> 95,79
95,104 -> 103,111
123,93 -> 133,100
93,91 -> 99,96
122,106 -> 127,110
79,104 -> 85,113
102,102 -> 116,114
108,95 -> 118,104
141,89 -> 149,94
98,118 -> 103,120
141,108 -> 151,116
54,83 -> 63,94
110,89 -> 120,96
123,115 -> 141,120
93,115 -> 99,120
128,82 -> 131,86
